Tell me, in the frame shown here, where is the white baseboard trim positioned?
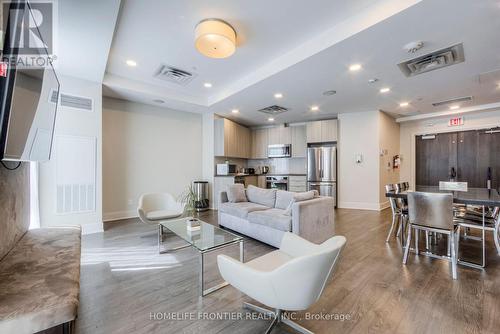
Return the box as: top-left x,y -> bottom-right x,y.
338,201 -> 389,211
379,201 -> 390,211
103,210 -> 138,222
81,222 -> 104,235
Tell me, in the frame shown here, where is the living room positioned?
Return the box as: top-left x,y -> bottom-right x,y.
1,0 -> 500,333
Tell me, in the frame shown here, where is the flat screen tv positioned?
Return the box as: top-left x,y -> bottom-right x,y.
0,0 -> 60,162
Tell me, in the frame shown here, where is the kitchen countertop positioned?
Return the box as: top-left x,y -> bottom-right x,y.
214,173 -> 306,177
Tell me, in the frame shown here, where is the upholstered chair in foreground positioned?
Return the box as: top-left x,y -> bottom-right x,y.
217,232 -> 346,334
137,193 -> 184,225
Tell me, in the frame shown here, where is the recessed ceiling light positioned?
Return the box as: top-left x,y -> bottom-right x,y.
204,82 -> 212,88
310,106 -> 319,111
380,87 -> 391,93
126,59 -> 137,67
268,117 -> 275,122
449,105 -> 460,110
274,93 -> 283,99
399,102 -> 409,107
153,99 -> 164,104
231,109 -> 239,114
349,64 -> 362,71
368,78 -> 379,84
323,90 -> 337,96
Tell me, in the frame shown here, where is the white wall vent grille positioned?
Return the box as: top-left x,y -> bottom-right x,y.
153,64 -> 197,85
59,93 -> 94,111
55,135 -> 96,215
432,96 -> 473,107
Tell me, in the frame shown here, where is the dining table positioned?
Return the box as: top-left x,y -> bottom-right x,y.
386,186 -> 500,269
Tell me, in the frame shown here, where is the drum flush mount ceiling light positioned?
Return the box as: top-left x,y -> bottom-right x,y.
195,19 -> 236,58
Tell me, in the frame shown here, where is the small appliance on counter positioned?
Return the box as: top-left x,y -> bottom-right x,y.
216,163 -> 237,175
258,166 -> 270,174
244,168 -> 255,174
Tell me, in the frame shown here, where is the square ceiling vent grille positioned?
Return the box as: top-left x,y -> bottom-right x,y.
398,43 -> 465,77
153,64 -> 197,85
258,105 -> 289,115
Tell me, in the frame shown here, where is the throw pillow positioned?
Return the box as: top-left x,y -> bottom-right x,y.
226,184 -> 247,203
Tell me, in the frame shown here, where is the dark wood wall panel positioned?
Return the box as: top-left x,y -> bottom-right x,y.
417,129 -> 500,189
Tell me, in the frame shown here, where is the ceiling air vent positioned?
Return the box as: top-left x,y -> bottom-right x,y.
153,64 -> 196,85
432,96 -> 473,107
258,105 -> 289,115
398,43 -> 465,77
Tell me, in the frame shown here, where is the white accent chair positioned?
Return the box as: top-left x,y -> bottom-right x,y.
137,193 -> 184,225
217,232 -> 346,334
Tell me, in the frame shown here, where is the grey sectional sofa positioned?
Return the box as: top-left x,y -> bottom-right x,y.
218,185 -> 335,247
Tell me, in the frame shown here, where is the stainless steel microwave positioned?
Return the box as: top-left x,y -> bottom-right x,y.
268,144 -> 291,158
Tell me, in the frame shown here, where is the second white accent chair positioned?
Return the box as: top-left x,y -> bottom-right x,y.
137,193 -> 184,225
217,232 -> 346,334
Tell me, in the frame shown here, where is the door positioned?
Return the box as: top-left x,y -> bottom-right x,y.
457,130 -> 481,187
307,147 -> 321,181
320,146 -> 336,182
415,132 -> 457,186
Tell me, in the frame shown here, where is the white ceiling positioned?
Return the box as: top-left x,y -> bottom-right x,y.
56,0 -> 120,83
98,0 -> 500,125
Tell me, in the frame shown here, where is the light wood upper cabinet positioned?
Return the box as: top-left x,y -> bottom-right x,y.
321,119 -> 338,142
214,118 -> 251,158
251,128 -> 269,159
291,125 -> 306,158
306,119 -> 337,143
268,126 -> 291,145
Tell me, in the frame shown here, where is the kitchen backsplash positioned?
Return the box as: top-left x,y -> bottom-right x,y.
247,158 -> 306,175
215,157 -> 307,175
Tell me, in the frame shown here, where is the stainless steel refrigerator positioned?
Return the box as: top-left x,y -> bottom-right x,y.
307,145 -> 337,206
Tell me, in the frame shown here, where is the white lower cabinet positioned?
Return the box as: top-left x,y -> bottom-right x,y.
288,176 -> 307,192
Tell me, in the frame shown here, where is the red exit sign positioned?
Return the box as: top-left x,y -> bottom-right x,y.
448,117 -> 464,127
0,62 -> 7,77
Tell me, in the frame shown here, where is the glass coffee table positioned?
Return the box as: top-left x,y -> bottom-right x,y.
158,217 -> 244,297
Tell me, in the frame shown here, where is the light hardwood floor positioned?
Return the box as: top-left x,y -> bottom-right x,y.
74,209 -> 500,334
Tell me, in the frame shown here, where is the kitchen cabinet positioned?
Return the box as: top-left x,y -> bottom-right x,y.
251,128 -> 269,159
306,119 -> 338,143
245,176 -> 258,187
268,126 -> 291,145
291,125 -> 306,158
214,118 -> 251,158
289,175 -> 307,192
257,175 -> 267,188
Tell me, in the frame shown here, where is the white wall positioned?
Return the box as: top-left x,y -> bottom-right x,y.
102,98 -> 203,221
338,111 -> 380,210
379,111 -> 400,208
338,110 -> 400,210
202,112 -> 215,208
400,109 -> 500,189
39,75 -> 103,234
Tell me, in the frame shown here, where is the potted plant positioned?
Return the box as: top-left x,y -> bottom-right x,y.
179,185 -> 200,227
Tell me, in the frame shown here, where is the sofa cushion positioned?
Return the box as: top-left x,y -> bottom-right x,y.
226,184 -> 247,203
0,227 -> 81,334
248,208 -> 292,232
219,202 -> 270,219
246,185 -> 276,207
275,190 -> 295,210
